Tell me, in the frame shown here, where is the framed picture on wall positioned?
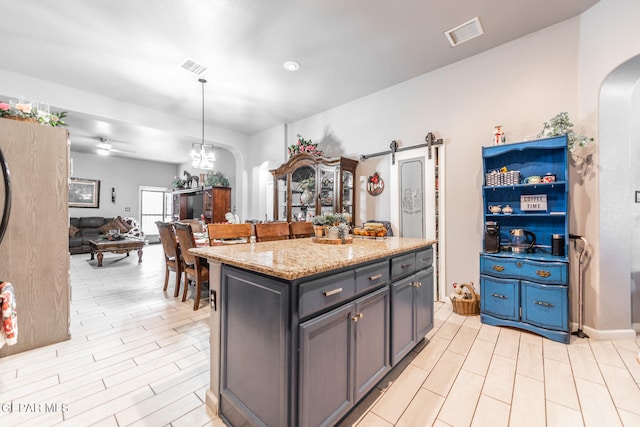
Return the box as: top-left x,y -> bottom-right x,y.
69,178 -> 100,208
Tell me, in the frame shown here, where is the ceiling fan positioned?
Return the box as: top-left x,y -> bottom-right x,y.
96,137 -> 135,156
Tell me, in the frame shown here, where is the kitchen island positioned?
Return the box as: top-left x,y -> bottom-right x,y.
191,236 -> 436,427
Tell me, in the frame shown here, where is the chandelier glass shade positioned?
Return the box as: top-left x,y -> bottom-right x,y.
191,77 -> 215,170
190,143 -> 216,169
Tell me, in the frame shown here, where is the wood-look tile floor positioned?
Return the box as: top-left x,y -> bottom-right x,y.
1,243 -> 639,426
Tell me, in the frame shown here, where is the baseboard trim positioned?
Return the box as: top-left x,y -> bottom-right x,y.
570,323 -> 637,340
205,389 -> 219,418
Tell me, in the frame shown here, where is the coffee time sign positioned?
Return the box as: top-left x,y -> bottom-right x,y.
521,194 -> 547,211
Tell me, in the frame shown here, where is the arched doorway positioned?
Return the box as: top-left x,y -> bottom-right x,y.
599,54 -> 640,334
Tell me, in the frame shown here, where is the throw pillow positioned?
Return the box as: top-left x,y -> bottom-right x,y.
69,224 -> 79,237
115,216 -> 133,232
99,219 -> 126,235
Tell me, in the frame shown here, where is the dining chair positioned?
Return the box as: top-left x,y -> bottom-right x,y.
179,219 -> 204,233
289,221 -> 314,239
207,223 -> 253,245
254,222 -> 291,242
155,221 -> 183,297
174,222 -> 209,310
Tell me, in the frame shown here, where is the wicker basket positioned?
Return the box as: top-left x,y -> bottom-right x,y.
451,282 -> 480,315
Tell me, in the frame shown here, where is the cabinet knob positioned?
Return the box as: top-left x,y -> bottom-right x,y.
324,288 -> 343,297
516,262 -> 523,268
351,312 -> 363,322
492,265 -> 505,272
536,270 -> 551,278
534,300 -> 554,308
413,281 -> 422,288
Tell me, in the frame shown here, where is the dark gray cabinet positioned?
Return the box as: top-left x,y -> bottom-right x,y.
299,287 -> 389,427
391,267 -> 434,365
218,245 -> 432,427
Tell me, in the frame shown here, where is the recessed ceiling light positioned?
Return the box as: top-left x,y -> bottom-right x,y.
283,60 -> 300,72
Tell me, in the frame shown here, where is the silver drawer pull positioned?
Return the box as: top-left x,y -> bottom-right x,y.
401,263 -> 413,269
369,273 -> 382,281
534,300 -> 554,308
324,288 -> 343,297
491,293 -> 507,299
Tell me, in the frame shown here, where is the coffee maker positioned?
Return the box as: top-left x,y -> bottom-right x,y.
484,221 -> 500,253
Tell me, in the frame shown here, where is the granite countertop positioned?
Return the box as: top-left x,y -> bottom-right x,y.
190,237 -> 436,280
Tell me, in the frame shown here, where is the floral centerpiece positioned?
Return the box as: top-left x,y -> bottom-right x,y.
288,134 -> 323,157
0,99 -> 67,127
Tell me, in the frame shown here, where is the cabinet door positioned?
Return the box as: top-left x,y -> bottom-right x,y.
521,281 -> 568,331
319,166 -> 337,215
299,303 -> 354,427
480,275 -> 519,321
391,275 -> 416,365
354,287 -> 390,402
415,267 -> 434,339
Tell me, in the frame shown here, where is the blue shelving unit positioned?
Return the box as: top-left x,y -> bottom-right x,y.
480,136 -> 570,343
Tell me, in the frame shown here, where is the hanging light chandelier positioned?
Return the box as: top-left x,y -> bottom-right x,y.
190,78 -> 216,170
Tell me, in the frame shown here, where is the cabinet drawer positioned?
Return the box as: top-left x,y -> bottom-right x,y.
480,275 -> 519,321
355,260 -> 389,294
391,253 -> 416,280
415,248 -> 433,271
299,271 -> 355,319
521,281 -> 568,331
481,256 -> 567,284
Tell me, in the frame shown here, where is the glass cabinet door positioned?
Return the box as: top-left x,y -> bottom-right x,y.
319,167 -> 337,215
277,175 -> 288,221
342,170 -> 354,220
292,165 -> 316,221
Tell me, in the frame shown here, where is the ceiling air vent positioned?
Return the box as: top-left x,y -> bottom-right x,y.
445,17 -> 484,47
180,58 -> 208,76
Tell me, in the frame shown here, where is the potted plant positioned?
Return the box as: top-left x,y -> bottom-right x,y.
537,112 -> 594,153
310,215 -> 327,237
171,177 -> 186,189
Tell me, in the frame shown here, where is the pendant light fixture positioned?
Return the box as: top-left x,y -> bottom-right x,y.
189,78 -> 216,170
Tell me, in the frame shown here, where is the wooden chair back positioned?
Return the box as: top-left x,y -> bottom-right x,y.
254,222 -> 291,242
179,219 -> 204,233
207,223 -> 253,245
174,222 -> 198,266
289,221 -> 314,239
156,221 -> 179,260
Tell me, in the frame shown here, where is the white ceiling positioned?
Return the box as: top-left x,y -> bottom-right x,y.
0,0 -> 599,164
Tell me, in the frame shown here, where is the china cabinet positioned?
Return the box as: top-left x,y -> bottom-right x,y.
271,153 -> 358,223
172,186 -> 230,224
480,135 -> 570,343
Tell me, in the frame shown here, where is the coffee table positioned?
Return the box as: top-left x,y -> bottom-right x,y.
89,238 -> 144,267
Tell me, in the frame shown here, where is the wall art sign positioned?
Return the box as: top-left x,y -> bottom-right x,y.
69,177 -> 100,208
367,172 -> 384,196
520,194 -> 547,211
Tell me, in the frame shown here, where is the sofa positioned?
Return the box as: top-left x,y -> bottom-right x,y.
69,216 -> 144,254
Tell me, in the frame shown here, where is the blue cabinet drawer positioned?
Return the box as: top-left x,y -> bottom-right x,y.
415,248 -> 433,271
481,256 -> 567,284
299,271 -> 356,319
391,253 -> 416,280
521,281 -> 568,331
480,275 -> 519,321
355,260 -> 389,294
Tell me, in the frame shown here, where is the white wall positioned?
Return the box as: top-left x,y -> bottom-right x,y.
69,151 -> 176,220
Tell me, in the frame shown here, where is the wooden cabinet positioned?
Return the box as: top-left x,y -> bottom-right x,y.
0,119 -> 70,356
480,136 -> 570,343
172,186 -> 230,223
271,153 -> 358,223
